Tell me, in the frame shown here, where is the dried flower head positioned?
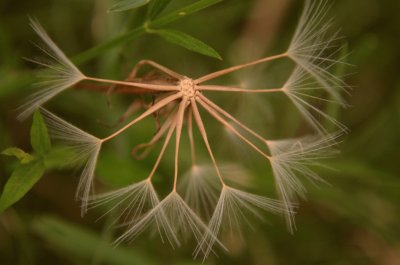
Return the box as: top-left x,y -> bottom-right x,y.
20,0 -> 348,259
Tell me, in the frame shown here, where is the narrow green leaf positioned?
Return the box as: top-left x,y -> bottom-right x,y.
147,0 -> 172,20
153,29 -> 221,60
2,147 -> 34,164
32,217 -> 157,265
73,0 -> 223,64
0,159 -> 45,213
150,0 -> 223,28
44,146 -> 77,170
31,110 -> 51,155
109,0 -> 151,12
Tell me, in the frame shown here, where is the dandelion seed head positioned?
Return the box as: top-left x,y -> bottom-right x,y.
19,0 -> 348,258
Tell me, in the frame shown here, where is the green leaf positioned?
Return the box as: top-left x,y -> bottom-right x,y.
2,147 -> 34,164
147,0 -> 171,20
30,110 -> 51,155
32,217 -> 157,265
73,0 -> 223,64
109,0 -> 151,12
44,146 -> 77,170
150,0 -> 223,28
0,159 -> 45,213
152,29 -> 221,60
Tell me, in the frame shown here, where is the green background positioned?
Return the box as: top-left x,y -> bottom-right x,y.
1,0 -> 399,264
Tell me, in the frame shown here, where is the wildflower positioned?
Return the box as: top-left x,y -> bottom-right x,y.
20,0 -> 348,259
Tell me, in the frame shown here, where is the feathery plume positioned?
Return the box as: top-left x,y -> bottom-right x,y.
180,164 -> 221,219
267,133 -> 340,231
89,179 -> 160,225
40,108 -> 102,214
115,191 -> 223,252
283,66 -> 348,134
18,18 -> 85,120
195,185 -> 287,260
287,0 -> 348,106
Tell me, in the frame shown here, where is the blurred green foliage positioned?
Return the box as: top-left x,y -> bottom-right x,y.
0,0 -> 399,265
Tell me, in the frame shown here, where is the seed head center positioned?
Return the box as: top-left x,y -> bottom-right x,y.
180,78 -> 196,98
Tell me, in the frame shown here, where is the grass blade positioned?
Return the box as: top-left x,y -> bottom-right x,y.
109,0 -> 151,12
153,29 -> 221,59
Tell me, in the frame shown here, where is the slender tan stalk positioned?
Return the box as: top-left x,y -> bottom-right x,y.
101,93 -> 182,142
195,53 -> 288,84
132,108 -> 177,159
198,85 -> 283,93
85,76 -> 179,91
197,97 -> 271,160
129,60 -> 185,80
191,98 -> 226,186
147,117 -> 177,181
198,94 -> 269,144
172,99 -> 188,191
187,108 -> 196,165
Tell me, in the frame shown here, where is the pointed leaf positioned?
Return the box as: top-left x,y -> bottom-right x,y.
2,147 -> 34,164
147,0 -> 171,20
44,146 -> 77,170
31,110 -> 51,155
73,0 -> 223,64
109,0 -> 151,12
32,217 -> 157,265
153,29 -> 222,60
0,159 -> 45,213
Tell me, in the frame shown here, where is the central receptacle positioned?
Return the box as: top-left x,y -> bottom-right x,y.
180,77 -> 196,98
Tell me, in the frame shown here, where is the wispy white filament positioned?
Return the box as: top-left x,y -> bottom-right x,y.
40,108 -> 101,214
283,66 -> 348,134
18,18 -> 85,120
267,133 -> 340,231
115,191 -> 223,252
287,0 -> 349,106
180,164 -> 221,218
195,185 -> 287,260
89,179 -> 160,225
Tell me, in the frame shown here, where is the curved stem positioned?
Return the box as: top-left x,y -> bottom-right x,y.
131,60 -> 185,80
147,116 -> 178,181
132,108 -> 177,159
